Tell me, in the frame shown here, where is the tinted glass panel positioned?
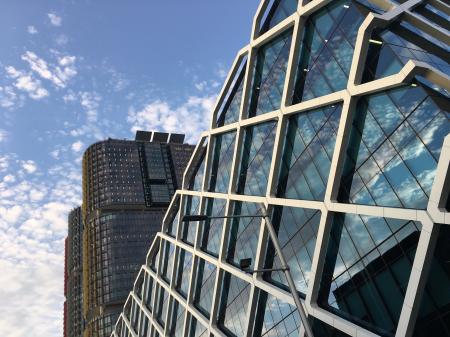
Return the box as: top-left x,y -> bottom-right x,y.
201,197 -> 227,256
277,104 -> 342,200
182,196 -> 201,245
292,0 -> 370,103
248,29 -> 292,117
175,249 -> 193,298
339,80 -> 449,209
318,213 -> 421,336
209,132 -> 237,193
413,225 -> 450,337
260,0 -> 298,34
218,273 -> 251,337
265,206 -> 321,295
253,290 -> 301,337
227,202 -> 263,270
237,121 -> 277,196
194,259 -> 217,317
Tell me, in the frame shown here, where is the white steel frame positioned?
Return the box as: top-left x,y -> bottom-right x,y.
111,0 -> 450,336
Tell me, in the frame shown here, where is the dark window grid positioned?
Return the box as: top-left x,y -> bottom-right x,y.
266,208 -> 320,294
218,274 -> 251,337
237,121 -> 277,196
327,219 -> 420,328
248,30 -> 293,117
293,8 -> 352,99
277,105 -> 341,200
342,91 -> 441,207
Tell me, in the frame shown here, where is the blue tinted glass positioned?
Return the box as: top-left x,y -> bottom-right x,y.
237,121 -> 277,196
265,206 -> 321,295
292,0 -> 369,103
176,249 -> 193,298
218,273 -> 251,337
194,259 -> 217,317
249,29 -> 292,116
278,104 -> 342,200
182,196 -> 200,245
318,213 -> 421,335
227,202 -> 263,269
253,290 -> 301,336
202,198 -> 226,256
261,0 -> 298,34
209,132 -> 236,193
339,81 -> 449,209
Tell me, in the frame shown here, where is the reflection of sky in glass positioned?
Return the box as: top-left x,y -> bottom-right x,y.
341,81 -> 449,209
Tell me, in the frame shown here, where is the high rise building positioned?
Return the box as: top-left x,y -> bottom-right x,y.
110,0 -> 450,336
66,207 -> 84,337
80,131 -> 195,337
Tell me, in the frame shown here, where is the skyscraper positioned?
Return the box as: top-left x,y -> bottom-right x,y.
66,207 -> 84,337
80,131 -> 195,337
110,1 -> 449,337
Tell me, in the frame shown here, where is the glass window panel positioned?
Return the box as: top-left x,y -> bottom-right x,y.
318,213 -> 421,335
260,0 -> 298,34
209,131 -> 236,193
237,121 -> 277,196
339,80 -> 449,210
218,272 -> 251,337
227,202 -> 263,269
181,196 -> 201,245
278,104 -> 342,201
175,249 -> 193,298
194,259 -> 217,318
265,206 -> 321,295
292,0 -> 370,103
413,225 -> 450,337
201,197 -> 227,256
216,61 -> 247,127
253,290 -> 301,337
248,29 -> 293,117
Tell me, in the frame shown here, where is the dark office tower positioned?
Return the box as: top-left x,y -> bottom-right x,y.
66,207 -> 84,337
81,131 -> 195,337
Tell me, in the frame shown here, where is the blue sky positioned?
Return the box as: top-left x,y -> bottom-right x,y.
0,1 -> 258,336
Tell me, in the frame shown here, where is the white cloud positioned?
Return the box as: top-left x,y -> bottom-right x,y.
27,25 -> 38,34
21,160 -> 37,174
79,91 -> 101,122
21,51 -> 77,89
47,12 -> 62,26
0,86 -> 20,108
3,174 -> 15,183
127,94 -> 216,143
71,140 -> 84,153
5,66 -> 49,100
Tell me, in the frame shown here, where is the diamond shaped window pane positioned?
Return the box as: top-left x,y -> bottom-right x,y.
339,79 -> 450,209
277,103 -> 342,201
208,131 -> 237,193
237,121 -> 277,196
318,213 -> 422,335
260,0 -> 298,34
248,29 -> 292,117
181,196 -> 201,245
292,0 -> 371,103
218,272 -> 251,337
201,197 -> 227,256
216,59 -> 247,127
193,259 -> 217,318
264,206 -> 321,295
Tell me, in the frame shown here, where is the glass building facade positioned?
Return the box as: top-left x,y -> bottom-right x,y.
110,1 -> 449,337
79,132 -> 195,337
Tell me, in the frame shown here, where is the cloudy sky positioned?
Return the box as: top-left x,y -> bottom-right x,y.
0,1 -> 258,336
